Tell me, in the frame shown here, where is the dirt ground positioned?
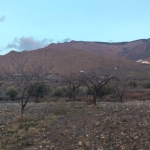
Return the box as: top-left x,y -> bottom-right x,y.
1,100 -> 150,150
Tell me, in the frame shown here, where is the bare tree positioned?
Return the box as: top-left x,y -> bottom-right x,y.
113,78 -> 128,103
0,74 -> 4,99
79,70 -> 118,106
62,73 -> 81,100
4,52 -> 52,116
112,69 -> 129,103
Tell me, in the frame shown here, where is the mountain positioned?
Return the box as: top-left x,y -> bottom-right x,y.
46,38 -> 150,61
1,38 -> 150,75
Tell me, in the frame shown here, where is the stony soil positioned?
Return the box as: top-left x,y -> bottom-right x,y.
0,101 -> 150,150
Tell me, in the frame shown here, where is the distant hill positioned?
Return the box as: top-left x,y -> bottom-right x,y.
1,38 -> 150,75
46,38 -> 150,61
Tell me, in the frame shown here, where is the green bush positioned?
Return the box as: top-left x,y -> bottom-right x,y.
27,82 -> 51,102
52,86 -> 82,98
52,87 -> 66,97
100,85 -> 115,97
128,80 -> 137,88
87,84 -> 115,97
143,82 -> 150,89
5,86 -> 18,101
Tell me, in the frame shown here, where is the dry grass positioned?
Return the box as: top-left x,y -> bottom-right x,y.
1,100 -> 150,149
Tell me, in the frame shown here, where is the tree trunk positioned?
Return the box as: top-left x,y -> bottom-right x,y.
92,93 -> 97,106
119,95 -> 123,103
35,96 -> 39,103
21,97 -> 29,116
21,106 -> 24,117
72,90 -> 75,101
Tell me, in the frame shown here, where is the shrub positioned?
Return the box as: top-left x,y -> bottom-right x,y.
27,82 -> 51,102
52,87 -> 67,98
52,86 -> 82,98
128,80 -> 137,88
5,86 -> 18,101
143,82 -> 150,89
53,106 -> 69,115
100,85 -> 115,97
87,84 -> 115,97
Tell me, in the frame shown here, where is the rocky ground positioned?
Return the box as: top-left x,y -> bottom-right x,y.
0,100 -> 150,150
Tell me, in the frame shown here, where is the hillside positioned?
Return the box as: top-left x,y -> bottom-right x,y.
1,38 -> 150,75
0,48 -> 147,75
46,38 -> 150,61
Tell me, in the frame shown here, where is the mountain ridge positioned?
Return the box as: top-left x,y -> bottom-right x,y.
1,38 -> 150,75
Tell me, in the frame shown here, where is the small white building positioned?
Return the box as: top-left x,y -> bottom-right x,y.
136,59 -> 150,64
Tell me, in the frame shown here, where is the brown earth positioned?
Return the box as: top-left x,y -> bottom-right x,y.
1,100 -> 150,150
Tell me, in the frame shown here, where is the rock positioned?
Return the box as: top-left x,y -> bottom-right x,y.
95,121 -> 100,126
100,134 -> 105,139
46,145 -> 49,148
120,145 -> 125,150
0,125 -> 5,130
134,136 -> 138,139
50,145 -> 55,149
78,141 -> 82,146
85,141 -> 91,147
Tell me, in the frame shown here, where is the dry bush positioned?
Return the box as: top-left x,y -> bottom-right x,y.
124,90 -> 150,101
12,115 -> 29,123
81,96 -> 93,104
53,106 -> 70,116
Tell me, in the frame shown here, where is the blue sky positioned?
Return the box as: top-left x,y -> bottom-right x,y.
0,0 -> 150,54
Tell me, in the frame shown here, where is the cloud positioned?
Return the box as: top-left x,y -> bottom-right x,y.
63,38 -> 71,42
0,15 -> 6,22
57,38 -> 71,43
6,37 -> 53,51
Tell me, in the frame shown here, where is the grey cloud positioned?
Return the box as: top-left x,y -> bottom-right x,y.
63,38 -> 71,42
57,38 -> 71,43
6,43 -> 18,49
0,15 -> 6,22
6,37 -> 53,51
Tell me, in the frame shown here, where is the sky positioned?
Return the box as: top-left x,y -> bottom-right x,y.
0,0 -> 150,54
